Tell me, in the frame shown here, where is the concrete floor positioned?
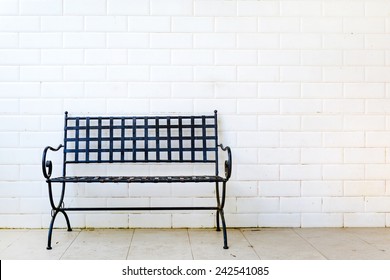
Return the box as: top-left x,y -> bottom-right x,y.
2,228 -> 390,260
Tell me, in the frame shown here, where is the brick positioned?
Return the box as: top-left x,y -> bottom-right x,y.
281,66 -> 322,82
129,214 -> 171,228
366,1 -> 390,16
281,1 -> 322,16
344,148 -> 385,164
129,16 -> 171,32
259,181 -> 300,197
0,33 -> 18,48
85,82 -> 127,98
302,214 -> 343,227
344,83 -> 385,98
323,1 -> 365,16
216,17 -> 257,33
302,83 -> 343,99
20,132 -> 62,148
369,133 -> 390,147
302,116 -> 343,131
238,66 -> 279,82
0,66 -> 19,81
172,50 -> 213,65
280,197 -> 322,213
86,214 -> 129,228
0,83 -> 40,98
107,33 -> 149,48
0,198 -> 20,213
20,198 -> 48,214
20,0 -> 62,15
171,83 -> 212,98
301,50 -> 342,66
128,83 -> 171,98
195,34 -> 236,49
238,1 -> 279,16
172,17 -> 214,33
64,33 -> 106,48
323,34 -> 365,49
323,100 -> 365,114
280,99 -> 322,114
344,18 -> 385,33
85,49 -> 128,65
151,0 -> 193,15
344,213 -> 386,227
0,132 -> 19,148
366,164 -> 390,180
280,34 -> 322,49
194,1 -> 236,16
344,50 -> 385,66
226,214 -> 258,227
0,0 -> 19,15
323,165 -> 365,180
301,148 -> 343,164
238,99 -> 279,114
64,99 -> 106,114
108,0 -> 150,15
0,165 -> 19,180
195,66 -> 236,82
85,16 -> 128,32
0,50 -> 40,65
216,50 -> 257,65
0,16 -> 40,31
238,132 -> 279,148
193,99 -> 236,114
366,35 -> 390,49
301,18 -> 342,33
41,16 -> 84,31
259,83 -> 300,98
323,132 -> 364,148
280,132 -> 322,148
237,33 -> 279,49
0,99 -> 18,114
301,181 -> 343,197
42,50 -> 84,65
151,33 -> 192,49
280,165 -> 322,180
344,181 -> 386,196
366,67 -> 390,82
64,0 -> 106,15
42,82 -> 84,98
259,116 -> 300,131
259,18 -> 300,33
20,33 -> 62,48
237,198 -> 279,213
107,66 -> 150,81
216,83 -> 257,98
259,50 -> 300,66
107,99 -> 150,114
323,197 -> 365,212
20,66 -> 62,82
151,66 -> 192,82
20,99 -> 62,114
129,50 -> 170,65
150,99 -> 193,113
228,181 -> 258,197
258,148 -> 300,164
173,213 -> 214,227
237,165 -> 279,181
344,116 -> 385,131
259,214 -> 301,227
64,66 -> 106,81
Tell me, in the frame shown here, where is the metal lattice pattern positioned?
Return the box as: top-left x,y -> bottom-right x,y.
64,113 -> 218,164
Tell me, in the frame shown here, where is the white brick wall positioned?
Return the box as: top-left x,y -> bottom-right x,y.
1,0 -> 390,229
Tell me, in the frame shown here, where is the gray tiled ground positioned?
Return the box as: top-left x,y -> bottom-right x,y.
2,228 -> 390,260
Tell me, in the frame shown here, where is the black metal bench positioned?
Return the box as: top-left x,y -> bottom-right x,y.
42,111 -> 232,250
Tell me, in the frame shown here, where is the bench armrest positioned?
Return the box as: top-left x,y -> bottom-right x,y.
218,144 -> 232,181
42,145 -> 63,179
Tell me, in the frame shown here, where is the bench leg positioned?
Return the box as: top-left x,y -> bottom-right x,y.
46,182 -> 72,250
218,181 -> 228,249
215,182 -> 221,231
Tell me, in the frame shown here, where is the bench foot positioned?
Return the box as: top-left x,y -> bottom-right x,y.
46,209 -> 72,250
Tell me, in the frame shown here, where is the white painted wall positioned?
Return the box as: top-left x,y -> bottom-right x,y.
1,0 -> 390,228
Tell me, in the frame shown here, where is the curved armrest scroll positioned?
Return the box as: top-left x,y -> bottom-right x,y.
42,145 -> 63,179
218,144 -> 232,181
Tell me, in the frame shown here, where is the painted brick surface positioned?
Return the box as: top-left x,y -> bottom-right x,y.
1,0 -> 390,228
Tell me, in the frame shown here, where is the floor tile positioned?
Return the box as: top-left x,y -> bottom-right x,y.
189,229 -> 259,260
295,228 -> 390,260
61,229 -> 133,260
127,229 -> 192,260
0,230 -> 29,252
242,228 -> 325,260
0,229 -> 79,260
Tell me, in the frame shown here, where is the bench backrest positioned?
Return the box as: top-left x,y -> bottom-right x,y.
63,111 -> 219,167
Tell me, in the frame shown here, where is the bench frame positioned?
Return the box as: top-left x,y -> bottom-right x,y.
42,111 -> 232,250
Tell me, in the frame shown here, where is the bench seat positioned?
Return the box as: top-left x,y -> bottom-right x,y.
49,175 -> 226,183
